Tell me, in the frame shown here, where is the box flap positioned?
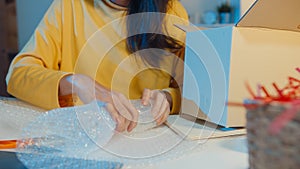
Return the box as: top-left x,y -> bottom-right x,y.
237,0 -> 300,32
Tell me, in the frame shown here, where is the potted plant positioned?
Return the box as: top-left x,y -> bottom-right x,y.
217,2 -> 232,24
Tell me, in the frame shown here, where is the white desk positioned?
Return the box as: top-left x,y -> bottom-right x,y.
0,98 -> 249,169
125,136 -> 248,169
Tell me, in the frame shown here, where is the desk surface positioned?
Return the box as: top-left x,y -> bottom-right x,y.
0,98 -> 249,169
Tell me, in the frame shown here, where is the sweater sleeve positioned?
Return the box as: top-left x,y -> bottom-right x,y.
6,0 -> 71,110
163,48 -> 185,114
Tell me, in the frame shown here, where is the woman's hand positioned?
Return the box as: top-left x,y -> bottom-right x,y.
141,88 -> 172,125
59,74 -> 139,132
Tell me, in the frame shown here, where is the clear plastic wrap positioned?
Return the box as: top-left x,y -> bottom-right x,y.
129,99 -> 156,133
0,98 -> 199,168
0,98 -> 42,134
17,101 -> 115,156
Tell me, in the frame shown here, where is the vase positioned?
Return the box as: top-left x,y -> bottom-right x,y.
219,12 -> 231,24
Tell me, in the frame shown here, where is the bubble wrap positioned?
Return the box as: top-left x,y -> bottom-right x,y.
0,98 -> 200,168
0,98 -> 42,132
17,101 -> 116,156
17,153 -> 122,169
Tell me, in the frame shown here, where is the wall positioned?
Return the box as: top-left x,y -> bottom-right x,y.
16,0 -> 244,50
0,0 -> 18,96
17,0 -> 218,49
16,0 -> 52,50
181,0 -> 220,18
181,0 -> 241,24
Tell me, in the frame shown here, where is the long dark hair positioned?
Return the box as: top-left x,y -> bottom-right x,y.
126,0 -> 183,67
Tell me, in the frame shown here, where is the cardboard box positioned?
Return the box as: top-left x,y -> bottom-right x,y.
181,0 -> 300,127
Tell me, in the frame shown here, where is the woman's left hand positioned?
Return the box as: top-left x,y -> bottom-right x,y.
141,89 -> 172,125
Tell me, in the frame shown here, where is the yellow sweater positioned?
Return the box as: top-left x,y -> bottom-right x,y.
6,0 -> 188,113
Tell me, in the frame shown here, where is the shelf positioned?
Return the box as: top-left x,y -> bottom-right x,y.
195,23 -> 235,28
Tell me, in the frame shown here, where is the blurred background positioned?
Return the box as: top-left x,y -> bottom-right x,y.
0,0 -> 256,96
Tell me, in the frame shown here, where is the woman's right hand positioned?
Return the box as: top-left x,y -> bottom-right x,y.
59,74 -> 139,132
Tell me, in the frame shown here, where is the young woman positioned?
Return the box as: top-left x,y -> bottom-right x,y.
6,0 -> 188,132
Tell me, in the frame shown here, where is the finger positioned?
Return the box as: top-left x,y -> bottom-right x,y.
105,103 -> 126,132
127,121 -> 137,132
112,93 -> 134,121
156,105 -> 170,125
142,88 -> 151,106
119,93 -> 139,122
123,117 -> 131,132
116,116 -> 128,132
117,94 -> 138,132
156,99 -> 170,125
105,103 -> 118,121
151,92 -> 165,120
112,93 -> 138,132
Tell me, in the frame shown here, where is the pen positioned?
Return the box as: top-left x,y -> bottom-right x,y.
0,138 -> 36,149
0,140 -> 17,149
163,121 -> 189,140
